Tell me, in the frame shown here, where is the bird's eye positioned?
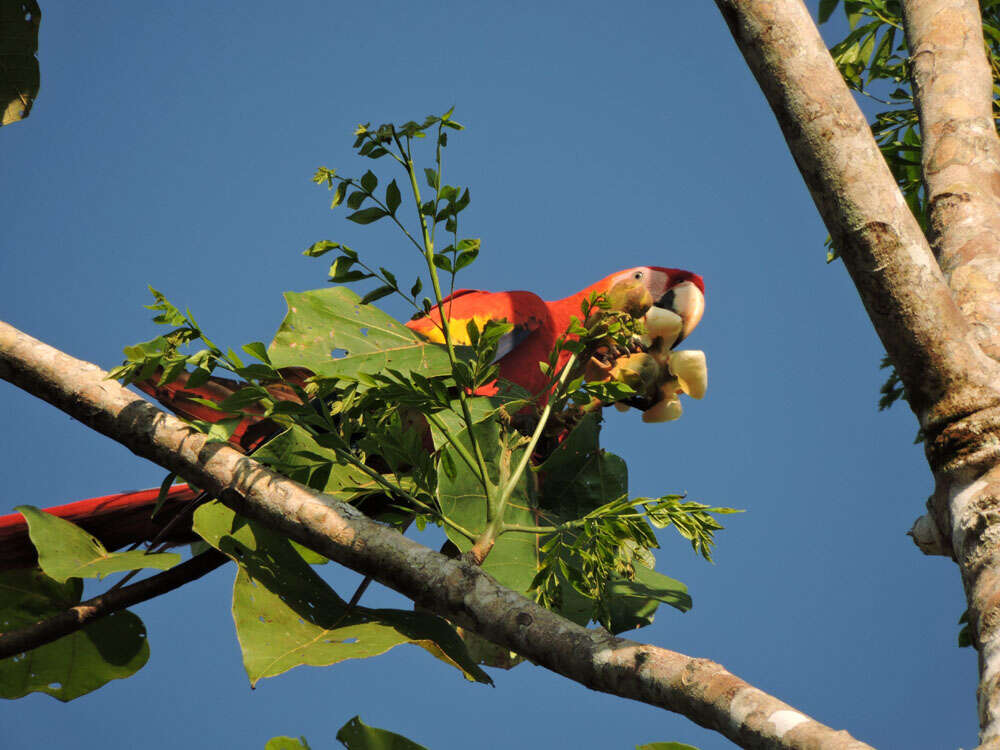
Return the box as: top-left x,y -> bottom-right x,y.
633,271 -> 643,280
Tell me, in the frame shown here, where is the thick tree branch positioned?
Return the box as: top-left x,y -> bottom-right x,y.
715,2 -> 1000,745
902,0 -> 1000,363
0,550 -> 228,659
714,0 -> 1000,447
0,322 -> 874,749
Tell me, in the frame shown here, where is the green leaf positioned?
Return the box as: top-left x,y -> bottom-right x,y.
15,506 -> 180,582
331,182 -> 348,208
347,190 -> 367,210
360,169 -> 378,192
330,257 -> 371,283
252,425 -> 381,502
426,394 -> 527,449
337,717 -> 429,750
385,180 -> 401,214
537,414 -> 627,520
607,565 -> 692,632
192,502 -> 490,686
0,1 -> 39,127
0,569 -> 149,701
303,240 -> 340,257
268,287 -> 461,381
817,0 -> 839,23
437,420 -> 539,594
347,207 -> 389,225
360,285 -> 395,305
266,738 -> 312,750
432,254 -> 454,273
242,341 -> 272,364
455,247 -> 479,272
423,168 -> 438,190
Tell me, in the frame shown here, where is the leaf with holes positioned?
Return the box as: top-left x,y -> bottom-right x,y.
0,569 -> 149,701
192,502 -> 490,686
268,287 -> 463,380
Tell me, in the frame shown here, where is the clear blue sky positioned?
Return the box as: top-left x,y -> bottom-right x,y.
1,3 -> 974,748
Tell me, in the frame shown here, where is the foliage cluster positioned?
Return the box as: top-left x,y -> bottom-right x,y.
0,113 -> 734,718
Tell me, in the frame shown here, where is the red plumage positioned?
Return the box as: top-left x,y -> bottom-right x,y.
0,266 -> 704,569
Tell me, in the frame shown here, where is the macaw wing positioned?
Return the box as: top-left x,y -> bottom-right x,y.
406,289 -> 547,362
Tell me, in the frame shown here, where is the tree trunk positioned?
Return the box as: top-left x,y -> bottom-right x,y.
716,1 -> 1000,745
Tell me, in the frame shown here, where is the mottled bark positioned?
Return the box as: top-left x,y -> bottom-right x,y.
902,0 -> 1000,362
715,1 -> 1000,745
714,0 -> 1000,435
0,322 -> 874,750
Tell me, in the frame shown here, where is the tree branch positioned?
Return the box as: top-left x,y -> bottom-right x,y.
715,2 -> 1000,745
902,0 -> 1000,362
0,549 -> 228,659
714,0 -> 1000,444
0,321 -> 875,749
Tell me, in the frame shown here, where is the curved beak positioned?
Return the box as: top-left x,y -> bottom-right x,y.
656,280 -> 704,348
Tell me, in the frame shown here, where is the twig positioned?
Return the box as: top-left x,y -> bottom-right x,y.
0,550 -> 228,659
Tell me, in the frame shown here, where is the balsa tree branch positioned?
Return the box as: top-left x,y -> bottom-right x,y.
0,322 -> 874,750
714,0 -> 1000,439
0,550 -> 228,659
715,1 -> 1000,745
902,0 -> 1000,362
902,4 -> 1000,743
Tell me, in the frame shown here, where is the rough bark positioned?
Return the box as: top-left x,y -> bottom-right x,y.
902,0 -> 1000,362
0,321 -> 875,749
899,9 -> 1000,739
715,1 -> 1000,745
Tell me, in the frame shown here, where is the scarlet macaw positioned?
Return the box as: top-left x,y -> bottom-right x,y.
0,266 -> 704,569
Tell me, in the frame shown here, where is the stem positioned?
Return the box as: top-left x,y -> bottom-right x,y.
502,524 -> 560,535
400,137 -> 492,497
473,353 -> 579,553
424,411 -> 484,479
0,550 -> 228,660
330,444 -> 476,541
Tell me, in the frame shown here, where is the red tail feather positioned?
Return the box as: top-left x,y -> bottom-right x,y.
0,485 -> 200,570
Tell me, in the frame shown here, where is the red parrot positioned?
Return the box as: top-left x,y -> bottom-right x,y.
407,266 -> 704,397
0,266 -> 704,569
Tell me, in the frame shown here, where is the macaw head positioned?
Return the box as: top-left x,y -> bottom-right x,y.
604,266 -> 705,348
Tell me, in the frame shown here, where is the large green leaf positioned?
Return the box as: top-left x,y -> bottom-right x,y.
268,287 -> 457,380
537,413 -> 627,521
607,565 -> 691,633
426,389 -> 532,450
15,505 -> 180,582
337,716 -> 429,750
0,569 -> 149,701
253,425 -> 383,501
536,415 -> 691,631
0,1 -> 40,126
192,502 -> 490,686
437,419 -> 539,594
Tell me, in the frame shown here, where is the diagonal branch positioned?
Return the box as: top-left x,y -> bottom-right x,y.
901,0 -> 1000,362
0,321 -> 874,749
714,0 -> 1000,447
715,2 -> 1000,745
